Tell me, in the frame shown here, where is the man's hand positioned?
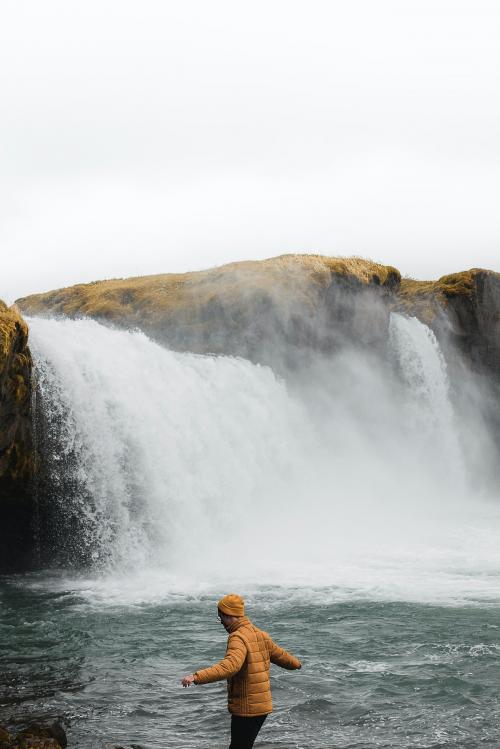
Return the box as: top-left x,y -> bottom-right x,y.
181,674 -> 195,687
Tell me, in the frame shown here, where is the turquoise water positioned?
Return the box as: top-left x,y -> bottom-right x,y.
1,572 -> 500,749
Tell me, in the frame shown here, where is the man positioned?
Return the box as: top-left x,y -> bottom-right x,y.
181,593 -> 302,749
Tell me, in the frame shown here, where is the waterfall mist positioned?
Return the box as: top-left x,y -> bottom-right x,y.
27,314 -> 500,605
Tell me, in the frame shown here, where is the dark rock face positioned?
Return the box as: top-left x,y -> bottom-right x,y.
454,271 -> 500,375
0,721 -> 66,749
0,302 -> 35,572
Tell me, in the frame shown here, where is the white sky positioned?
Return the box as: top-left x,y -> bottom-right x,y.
1,0 -> 499,303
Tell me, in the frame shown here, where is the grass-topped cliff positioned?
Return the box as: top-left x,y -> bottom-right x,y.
398,269 -> 491,321
17,254 -> 500,373
17,255 -> 402,369
396,268 -> 500,373
17,254 -> 400,323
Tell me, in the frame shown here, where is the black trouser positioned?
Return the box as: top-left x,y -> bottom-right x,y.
229,714 -> 267,749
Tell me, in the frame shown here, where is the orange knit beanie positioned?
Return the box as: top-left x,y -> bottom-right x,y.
218,593 -> 245,617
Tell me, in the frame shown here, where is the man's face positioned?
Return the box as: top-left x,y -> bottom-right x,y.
218,610 -> 232,631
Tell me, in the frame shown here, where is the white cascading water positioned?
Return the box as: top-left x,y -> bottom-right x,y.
388,314 -> 464,481
30,317 -> 314,569
27,314 -> 500,605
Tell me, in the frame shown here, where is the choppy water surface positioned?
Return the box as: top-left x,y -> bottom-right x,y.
1,574 -> 500,749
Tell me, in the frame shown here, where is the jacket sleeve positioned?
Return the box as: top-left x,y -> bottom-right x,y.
266,634 -> 301,670
193,634 -> 247,685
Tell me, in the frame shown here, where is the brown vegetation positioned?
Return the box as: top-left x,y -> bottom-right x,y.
397,269 -> 500,324
17,254 -> 401,325
15,257 -> 500,355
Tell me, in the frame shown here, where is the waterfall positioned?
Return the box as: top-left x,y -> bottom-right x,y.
29,317 -> 310,571
389,313 -> 464,479
27,313 -> 497,598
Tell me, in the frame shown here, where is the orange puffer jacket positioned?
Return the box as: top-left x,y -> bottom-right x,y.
193,616 -> 301,716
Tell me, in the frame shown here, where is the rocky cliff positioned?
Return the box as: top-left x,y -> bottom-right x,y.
17,255 -> 500,376
0,301 -> 34,571
17,255 -> 401,372
397,269 -> 500,376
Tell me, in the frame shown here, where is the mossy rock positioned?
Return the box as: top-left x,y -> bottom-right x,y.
0,723 -> 66,749
0,303 -> 33,481
0,301 -> 35,572
0,727 -> 13,749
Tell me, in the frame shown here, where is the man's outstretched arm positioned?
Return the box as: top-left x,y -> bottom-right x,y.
266,635 -> 301,670
181,634 -> 247,687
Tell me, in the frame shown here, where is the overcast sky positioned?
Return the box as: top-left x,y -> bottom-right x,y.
1,0 -> 499,303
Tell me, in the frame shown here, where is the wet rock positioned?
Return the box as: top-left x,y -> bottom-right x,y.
0,727 -> 13,749
0,722 -> 66,749
0,301 -> 34,572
